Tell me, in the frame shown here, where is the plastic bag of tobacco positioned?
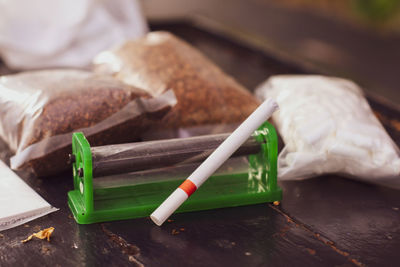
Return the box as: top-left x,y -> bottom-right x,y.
0,69 -> 176,176
93,31 -> 260,132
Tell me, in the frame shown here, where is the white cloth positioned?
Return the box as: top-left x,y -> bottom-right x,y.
0,0 -> 148,69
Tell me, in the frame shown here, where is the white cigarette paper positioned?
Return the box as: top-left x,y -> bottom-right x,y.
150,98 -> 278,226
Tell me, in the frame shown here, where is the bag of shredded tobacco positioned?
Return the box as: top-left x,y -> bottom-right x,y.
93,31 -> 260,131
255,75 -> 400,189
0,69 -> 176,176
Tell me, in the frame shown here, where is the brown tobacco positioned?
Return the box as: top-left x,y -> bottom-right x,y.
94,31 -> 260,130
0,70 -> 171,176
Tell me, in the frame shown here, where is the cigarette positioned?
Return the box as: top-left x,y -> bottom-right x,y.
150,98 -> 279,226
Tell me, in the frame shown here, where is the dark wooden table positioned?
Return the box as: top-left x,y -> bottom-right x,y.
0,22 -> 399,267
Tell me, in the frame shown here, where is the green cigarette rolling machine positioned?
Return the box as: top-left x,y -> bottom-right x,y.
68,122 -> 282,224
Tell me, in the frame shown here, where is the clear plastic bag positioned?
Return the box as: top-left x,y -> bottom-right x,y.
93,31 -> 260,130
256,75 -> 400,188
0,69 -> 176,176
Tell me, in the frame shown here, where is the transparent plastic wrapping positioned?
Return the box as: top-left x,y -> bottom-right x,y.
0,69 -> 176,176
256,75 -> 400,188
92,157 -> 250,190
90,133 -> 261,177
93,31 -> 260,130
90,129 -> 259,190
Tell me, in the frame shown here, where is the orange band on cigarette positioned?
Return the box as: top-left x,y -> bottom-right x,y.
179,179 -> 197,197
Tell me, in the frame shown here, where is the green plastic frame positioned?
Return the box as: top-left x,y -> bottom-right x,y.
68,122 -> 282,224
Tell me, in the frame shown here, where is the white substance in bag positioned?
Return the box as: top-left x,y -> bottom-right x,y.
256,75 -> 400,188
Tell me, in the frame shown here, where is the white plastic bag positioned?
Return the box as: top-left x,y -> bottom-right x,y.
256,75 -> 400,188
0,0 -> 147,69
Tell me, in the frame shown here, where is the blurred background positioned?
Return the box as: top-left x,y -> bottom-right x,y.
142,0 -> 400,105
0,0 -> 399,105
